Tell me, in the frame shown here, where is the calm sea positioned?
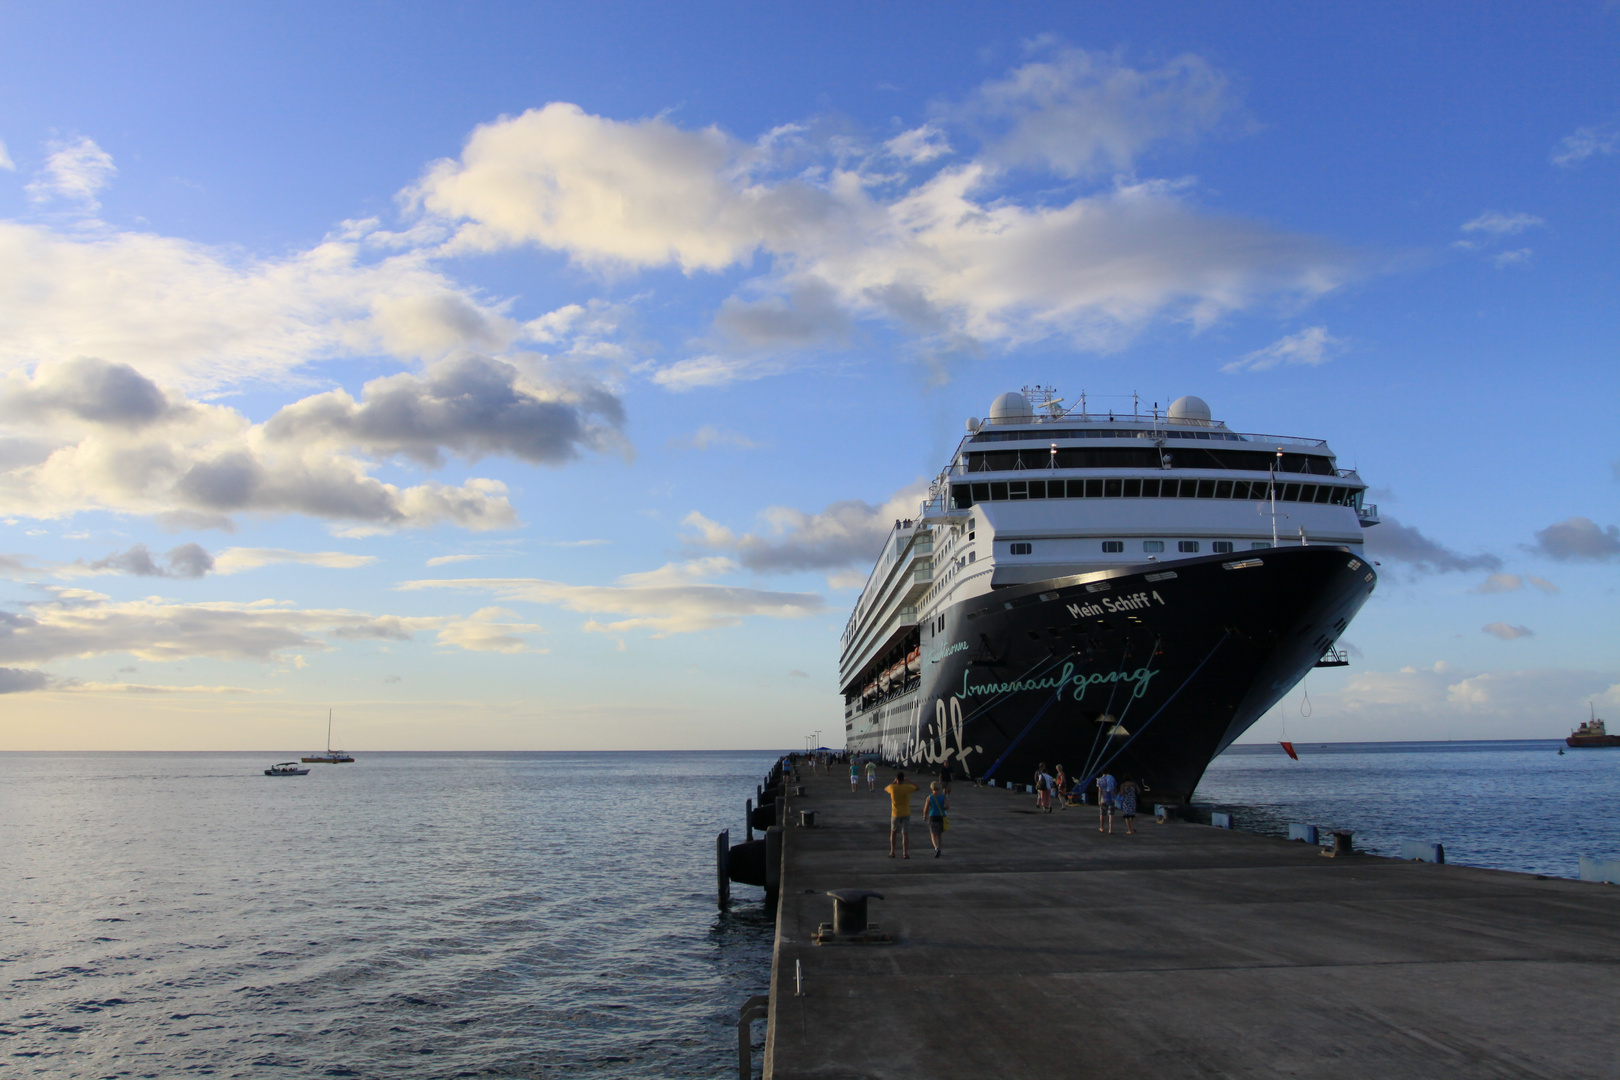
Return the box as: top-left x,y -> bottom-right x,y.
0,751 -> 779,1079
1197,739 -> 1620,877
5,742 -> 1618,1078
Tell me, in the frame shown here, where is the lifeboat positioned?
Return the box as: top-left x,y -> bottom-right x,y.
906,646 -> 920,677
879,667 -> 892,693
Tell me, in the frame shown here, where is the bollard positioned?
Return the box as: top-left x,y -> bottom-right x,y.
1154,804 -> 1178,824
765,825 -> 783,902
1210,812 -> 1233,829
1322,830 -> 1355,857
716,829 -> 730,910
1401,841 -> 1445,864
792,785 -> 805,797
1288,823 -> 1318,844
828,889 -> 883,935
799,810 -> 817,828
736,994 -> 769,1080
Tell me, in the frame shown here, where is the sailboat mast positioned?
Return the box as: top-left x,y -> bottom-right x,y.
327,708 -> 333,753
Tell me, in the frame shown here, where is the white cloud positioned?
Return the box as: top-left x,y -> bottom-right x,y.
1460,211 -> 1544,235
0,355 -> 634,532
1471,573 -> 1558,595
1492,248 -> 1532,268
683,481 -> 928,573
1552,122 -> 1619,167
27,137 -> 117,209
958,46 -> 1236,177
884,125 -> 951,165
1308,663 -> 1618,739
0,218 -> 596,393
398,562 -> 824,638
212,548 -> 378,575
1221,326 -> 1345,373
0,138 -> 14,171
405,74 -> 1349,370
434,607 -> 544,653
425,553 -> 487,567
1483,622 -> 1534,641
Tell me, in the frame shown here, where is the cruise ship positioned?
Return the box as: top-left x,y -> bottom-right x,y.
839,389 -> 1380,803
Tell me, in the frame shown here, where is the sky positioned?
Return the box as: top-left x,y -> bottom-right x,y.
0,1 -> 1615,751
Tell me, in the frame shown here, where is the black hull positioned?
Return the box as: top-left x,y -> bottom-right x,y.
849,546 -> 1375,803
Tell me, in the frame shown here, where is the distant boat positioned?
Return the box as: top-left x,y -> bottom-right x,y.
264,762 -> 310,776
1566,703 -> 1620,749
301,710 -> 356,763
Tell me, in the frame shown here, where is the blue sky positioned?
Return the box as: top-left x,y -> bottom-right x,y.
0,2 -> 1615,750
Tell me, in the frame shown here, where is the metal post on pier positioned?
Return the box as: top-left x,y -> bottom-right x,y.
737,994 -> 769,1079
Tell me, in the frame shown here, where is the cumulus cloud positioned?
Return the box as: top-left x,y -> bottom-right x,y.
1530,516 -> 1620,562
0,218 -> 577,391
406,61 -> 1349,372
399,560 -> 824,637
1460,211 -> 1544,236
27,137 -> 117,209
1472,573 -> 1558,595
0,358 -> 563,532
684,481 -> 928,576
1552,122 -> 1619,167
1362,516 -> 1501,574
262,353 -> 625,467
1483,622 -> 1534,641
1221,326 -> 1345,373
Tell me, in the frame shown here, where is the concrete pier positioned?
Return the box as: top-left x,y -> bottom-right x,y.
761,765 -> 1620,1079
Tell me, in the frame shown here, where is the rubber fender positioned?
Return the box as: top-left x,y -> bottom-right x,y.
727,839 -> 768,887
749,803 -> 775,831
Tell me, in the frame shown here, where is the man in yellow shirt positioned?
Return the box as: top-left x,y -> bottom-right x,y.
884,771 -> 919,859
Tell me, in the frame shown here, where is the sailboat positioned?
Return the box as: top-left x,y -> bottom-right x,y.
301,710 -> 355,763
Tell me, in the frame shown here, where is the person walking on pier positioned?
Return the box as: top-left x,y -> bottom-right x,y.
850,759 -> 860,793
1096,771 -> 1117,833
1054,764 -> 1068,808
1117,777 -> 1139,835
885,771 -> 918,859
923,781 -> 949,857
865,759 -> 877,792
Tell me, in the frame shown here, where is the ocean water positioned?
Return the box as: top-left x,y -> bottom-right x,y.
1196,739 -> 1620,877
0,751 -> 778,1079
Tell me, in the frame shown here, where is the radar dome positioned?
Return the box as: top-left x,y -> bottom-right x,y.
988,391 -> 1034,425
1167,395 -> 1212,423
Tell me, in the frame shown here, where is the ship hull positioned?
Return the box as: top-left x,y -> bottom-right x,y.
847,546 -> 1375,803
1565,736 -> 1620,748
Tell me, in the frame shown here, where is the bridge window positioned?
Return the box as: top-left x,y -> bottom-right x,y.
1143,540 -> 1165,552
1104,479 -> 1122,498
1010,542 -> 1033,555
1028,480 -> 1047,499
1179,540 -> 1201,553
1212,541 -> 1233,554
1122,478 -> 1141,497
1102,541 -> 1124,553
1008,480 -> 1027,500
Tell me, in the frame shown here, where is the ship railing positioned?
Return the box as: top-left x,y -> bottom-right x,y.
967,418 -> 1328,448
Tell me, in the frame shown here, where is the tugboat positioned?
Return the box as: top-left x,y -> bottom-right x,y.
1566,704 -> 1620,748
839,388 -> 1380,803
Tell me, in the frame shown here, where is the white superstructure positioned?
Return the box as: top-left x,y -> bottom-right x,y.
838,389 -> 1377,734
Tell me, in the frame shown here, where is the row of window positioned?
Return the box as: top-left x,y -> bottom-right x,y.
951,477 -> 1362,509
1011,539 -> 1268,556
965,448 -> 1336,475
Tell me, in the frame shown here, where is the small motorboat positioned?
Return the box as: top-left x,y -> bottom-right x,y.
264,762 -> 310,776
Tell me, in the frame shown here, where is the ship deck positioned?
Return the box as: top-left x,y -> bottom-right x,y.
762,766 -> 1620,1079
